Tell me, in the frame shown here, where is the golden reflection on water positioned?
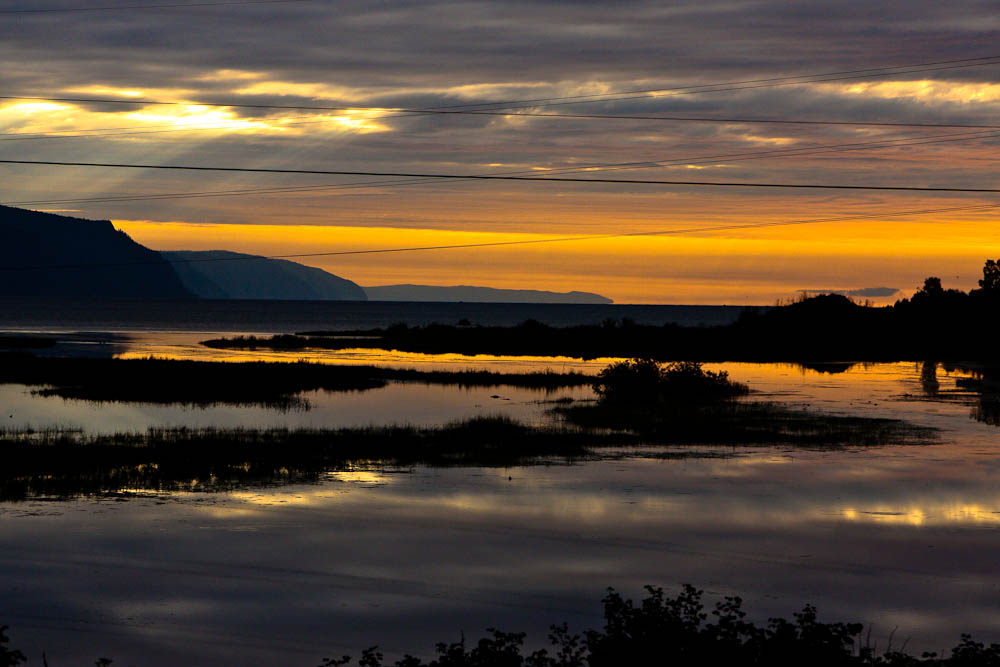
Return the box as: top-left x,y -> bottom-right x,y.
116,337 -> 622,373
62,336 -> 1000,529
840,504 -> 1000,526
326,470 -> 391,485
176,466 -> 1000,529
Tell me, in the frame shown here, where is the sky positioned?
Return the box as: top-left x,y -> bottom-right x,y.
1,0 -> 999,304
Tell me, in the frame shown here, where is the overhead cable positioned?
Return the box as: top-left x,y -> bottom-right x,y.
3,159 -> 1000,193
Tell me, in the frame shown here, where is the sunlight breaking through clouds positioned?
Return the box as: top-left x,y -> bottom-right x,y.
2,2 -> 999,302
830,80 -> 1000,105
123,105 -> 284,133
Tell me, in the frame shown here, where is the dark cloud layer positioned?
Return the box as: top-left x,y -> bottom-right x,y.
0,0 -> 997,301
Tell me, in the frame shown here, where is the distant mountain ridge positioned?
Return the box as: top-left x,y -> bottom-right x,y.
162,250 -> 367,301
0,205 -> 192,300
364,284 -> 613,304
1,205 -> 611,304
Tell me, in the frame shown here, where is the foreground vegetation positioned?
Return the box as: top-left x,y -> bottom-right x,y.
0,410 -> 929,501
0,417 -> 590,499
558,359 -> 929,446
4,585 -> 998,666
204,260 -> 1000,362
313,585 -> 1000,666
0,354 -> 591,408
0,362 -> 934,501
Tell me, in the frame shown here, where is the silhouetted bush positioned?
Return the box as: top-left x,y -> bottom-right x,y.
592,359 -> 748,405
0,626 -> 25,667
9,587 -> 998,664
308,585 -> 1000,666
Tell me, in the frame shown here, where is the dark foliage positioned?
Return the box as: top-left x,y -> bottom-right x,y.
0,335 -> 56,350
205,260 -> 1000,362
308,585 -> 997,666
0,416 -> 599,501
6,587 -> 1000,666
5,588 -> 1000,665
555,360 -> 928,445
592,359 -> 748,405
0,354 -> 591,408
1,401 -> 934,501
0,626 -> 25,667
554,399 -> 930,447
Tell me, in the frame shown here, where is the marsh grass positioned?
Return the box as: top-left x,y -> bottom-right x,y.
553,400 -> 934,447
0,403 -> 935,501
0,358 -> 937,500
0,354 -> 592,407
0,416 -> 600,500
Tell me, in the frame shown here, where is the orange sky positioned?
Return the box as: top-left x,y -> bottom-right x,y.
3,3 -> 999,304
115,211 -> 1000,304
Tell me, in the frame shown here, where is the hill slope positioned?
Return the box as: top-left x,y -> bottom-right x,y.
0,205 -> 192,300
162,251 -> 367,301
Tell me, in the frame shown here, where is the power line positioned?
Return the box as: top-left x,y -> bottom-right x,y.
4,158 -> 1000,193
2,56 -> 998,125
2,203 -> 996,272
0,0 -> 316,13
7,128 -> 999,207
539,130 -> 1000,176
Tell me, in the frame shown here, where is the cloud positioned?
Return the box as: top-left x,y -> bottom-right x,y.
801,287 -> 899,297
1,0 -> 997,301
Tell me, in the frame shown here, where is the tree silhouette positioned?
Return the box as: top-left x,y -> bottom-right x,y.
0,626 -> 25,667
921,277 -> 944,295
978,259 -> 1000,292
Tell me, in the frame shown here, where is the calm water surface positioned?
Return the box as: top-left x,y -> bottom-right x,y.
1,332 -> 999,665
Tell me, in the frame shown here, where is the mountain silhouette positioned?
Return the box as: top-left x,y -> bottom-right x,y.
364,284 -> 613,303
0,205 -> 192,300
2,205 -> 606,304
162,250 -> 366,301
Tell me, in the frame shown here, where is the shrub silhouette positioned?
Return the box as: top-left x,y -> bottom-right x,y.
6,588 -> 1000,665
310,585 -> 1000,666
0,626 -> 25,667
592,359 -> 748,405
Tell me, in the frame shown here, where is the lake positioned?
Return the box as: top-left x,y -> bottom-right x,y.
1,311 -> 999,665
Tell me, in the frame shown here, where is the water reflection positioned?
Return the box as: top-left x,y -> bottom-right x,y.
3,356 -> 998,438
914,361 -> 1000,427
920,360 -> 940,396
1,382 -> 591,434
3,453 -> 1000,665
3,350 -> 1000,663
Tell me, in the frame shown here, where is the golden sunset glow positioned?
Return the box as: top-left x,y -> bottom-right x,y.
7,5 -> 1000,663
836,80 -> 1000,103
1,5 -> 998,305
114,216 -> 1000,303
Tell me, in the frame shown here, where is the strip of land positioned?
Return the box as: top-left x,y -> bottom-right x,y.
2,407 -> 935,501
203,290 -> 1000,361
0,354 -> 591,407
0,358 -> 939,500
